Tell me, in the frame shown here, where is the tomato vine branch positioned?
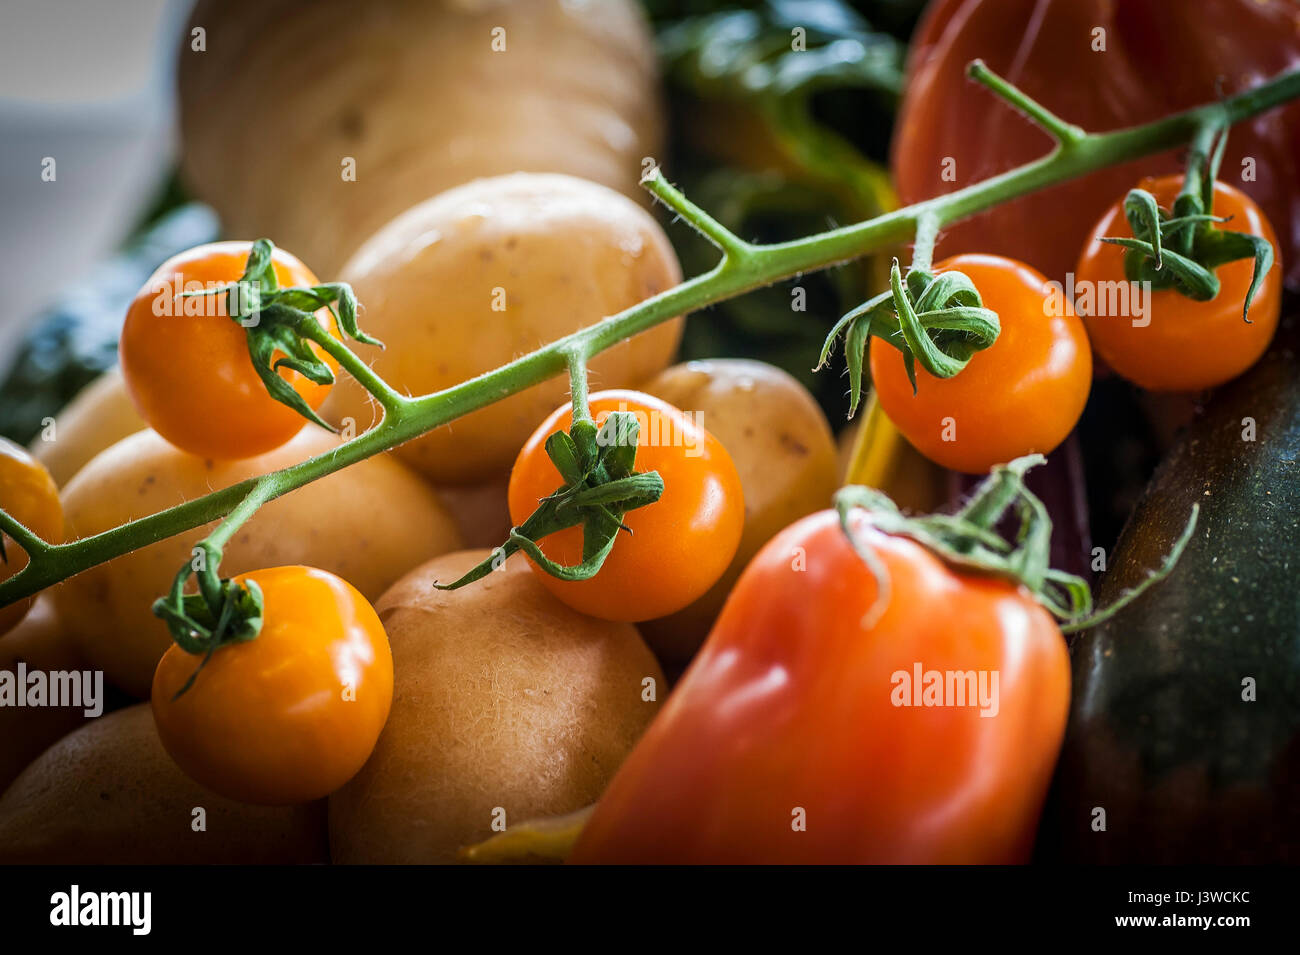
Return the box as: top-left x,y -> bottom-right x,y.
4,61 -> 1300,609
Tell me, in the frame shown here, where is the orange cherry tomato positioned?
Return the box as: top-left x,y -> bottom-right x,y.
572,509 -> 1070,864
1074,175 -> 1282,392
508,390 -> 744,622
120,241 -> 336,460
0,437 -> 62,635
151,565 -> 392,805
870,254 -> 1091,474
894,0 -> 1300,286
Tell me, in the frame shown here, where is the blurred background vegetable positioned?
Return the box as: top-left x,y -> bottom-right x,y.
893,0 -> 1300,287
647,0 -> 924,421
179,0 -> 666,277
1040,316 -> 1300,864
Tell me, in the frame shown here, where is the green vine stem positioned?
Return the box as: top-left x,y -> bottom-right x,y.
3,60 -> 1300,610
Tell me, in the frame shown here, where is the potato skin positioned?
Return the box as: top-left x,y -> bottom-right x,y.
30,368 -> 145,487
433,475 -> 513,550
639,360 -> 839,664
0,704 -> 327,864
322,173 -> 683,484
0,597 -> 106,793
179,0 -> 665,275
54,426 -> 463,697
328,549 -> 664,863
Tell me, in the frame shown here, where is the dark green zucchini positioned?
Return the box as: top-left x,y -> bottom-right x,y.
1040,318 -> 1300,863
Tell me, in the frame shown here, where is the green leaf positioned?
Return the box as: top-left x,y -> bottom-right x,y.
835,454 -> 1196,633
1104,238 -> 1221,300
597,412 -> 641,478
239,239 -> 279,292
246,327 -> 336,432
1122,188 -> 1164,266
844,309 -> 871,418
891,261 -> 965,380
545,431 -> 586,487
1202,229 -> 1275,322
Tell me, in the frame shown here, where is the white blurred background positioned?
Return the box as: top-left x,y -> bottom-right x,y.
0,0 -> 189,366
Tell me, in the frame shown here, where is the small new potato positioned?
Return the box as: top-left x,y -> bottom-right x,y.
322,173 -> 684,484
54,426 -> 463,697
433,475 -> 513,550
0,597 -> 103,793
29,368 -> 145,486
639,360 -> 839,663
0,704 -> 327,864
328,550 -> 664,863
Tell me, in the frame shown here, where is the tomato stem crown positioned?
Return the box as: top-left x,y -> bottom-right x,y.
816,258 -> 1000,413
182,239 -> 385,428
152,543 -> 264,698
836,455 -> 1197,633
1101,124 -> 1275,322
434,410 -> 664,591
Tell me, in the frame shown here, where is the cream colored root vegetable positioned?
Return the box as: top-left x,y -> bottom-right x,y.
54,426 -> 463,698
30,368 -> 145,487
433,475 -> 513,550
322,173 -> 683,483
179,0 -> 664,275
0,597 -> 101,793
0,705 -> 327,864
639,360 -> 839,664
328,550 -> 664,864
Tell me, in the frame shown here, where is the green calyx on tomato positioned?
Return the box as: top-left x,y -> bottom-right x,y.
1100,128 -> 1274,323
817,256 -> 1000,413
152,540 -> 264,699
837,454 -> 1198,634
183,238 -> 382,430
435,410 -> 664,590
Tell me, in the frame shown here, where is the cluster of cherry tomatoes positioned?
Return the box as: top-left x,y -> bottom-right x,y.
872,176 -> 1280,476
0,162 -> 1281,854
1,240 -> 749,807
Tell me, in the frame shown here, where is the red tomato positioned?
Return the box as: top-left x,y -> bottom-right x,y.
120,241 -> 336,460
869,254 -> 1091,474
894,0 -> 1300,285
1075,175 -> 1282,391
571,508 -> 1070,863
151,565 -> 392,805
508,390 -> 744,622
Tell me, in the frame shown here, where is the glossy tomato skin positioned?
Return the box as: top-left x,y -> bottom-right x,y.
870,254 -> 1091,474
120,241 -> 335,460
151,566 -> 392,805
1075,176 -> 1282,392
508,390 -> 744,622
894,0 -> 1300,285
571,509 -> 1070,864
0,437 -> 62,635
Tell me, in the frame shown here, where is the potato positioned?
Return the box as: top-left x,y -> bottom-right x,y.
29,368 -> 145,487
433,475 -> 513,550
322,173 -> 683,483
639,360 -> 839,664
179,0 -> 664,275
328,549 -> 663,863
0,704 -> 327,863
0,597 -> 110,793
54,425 -> 463,697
